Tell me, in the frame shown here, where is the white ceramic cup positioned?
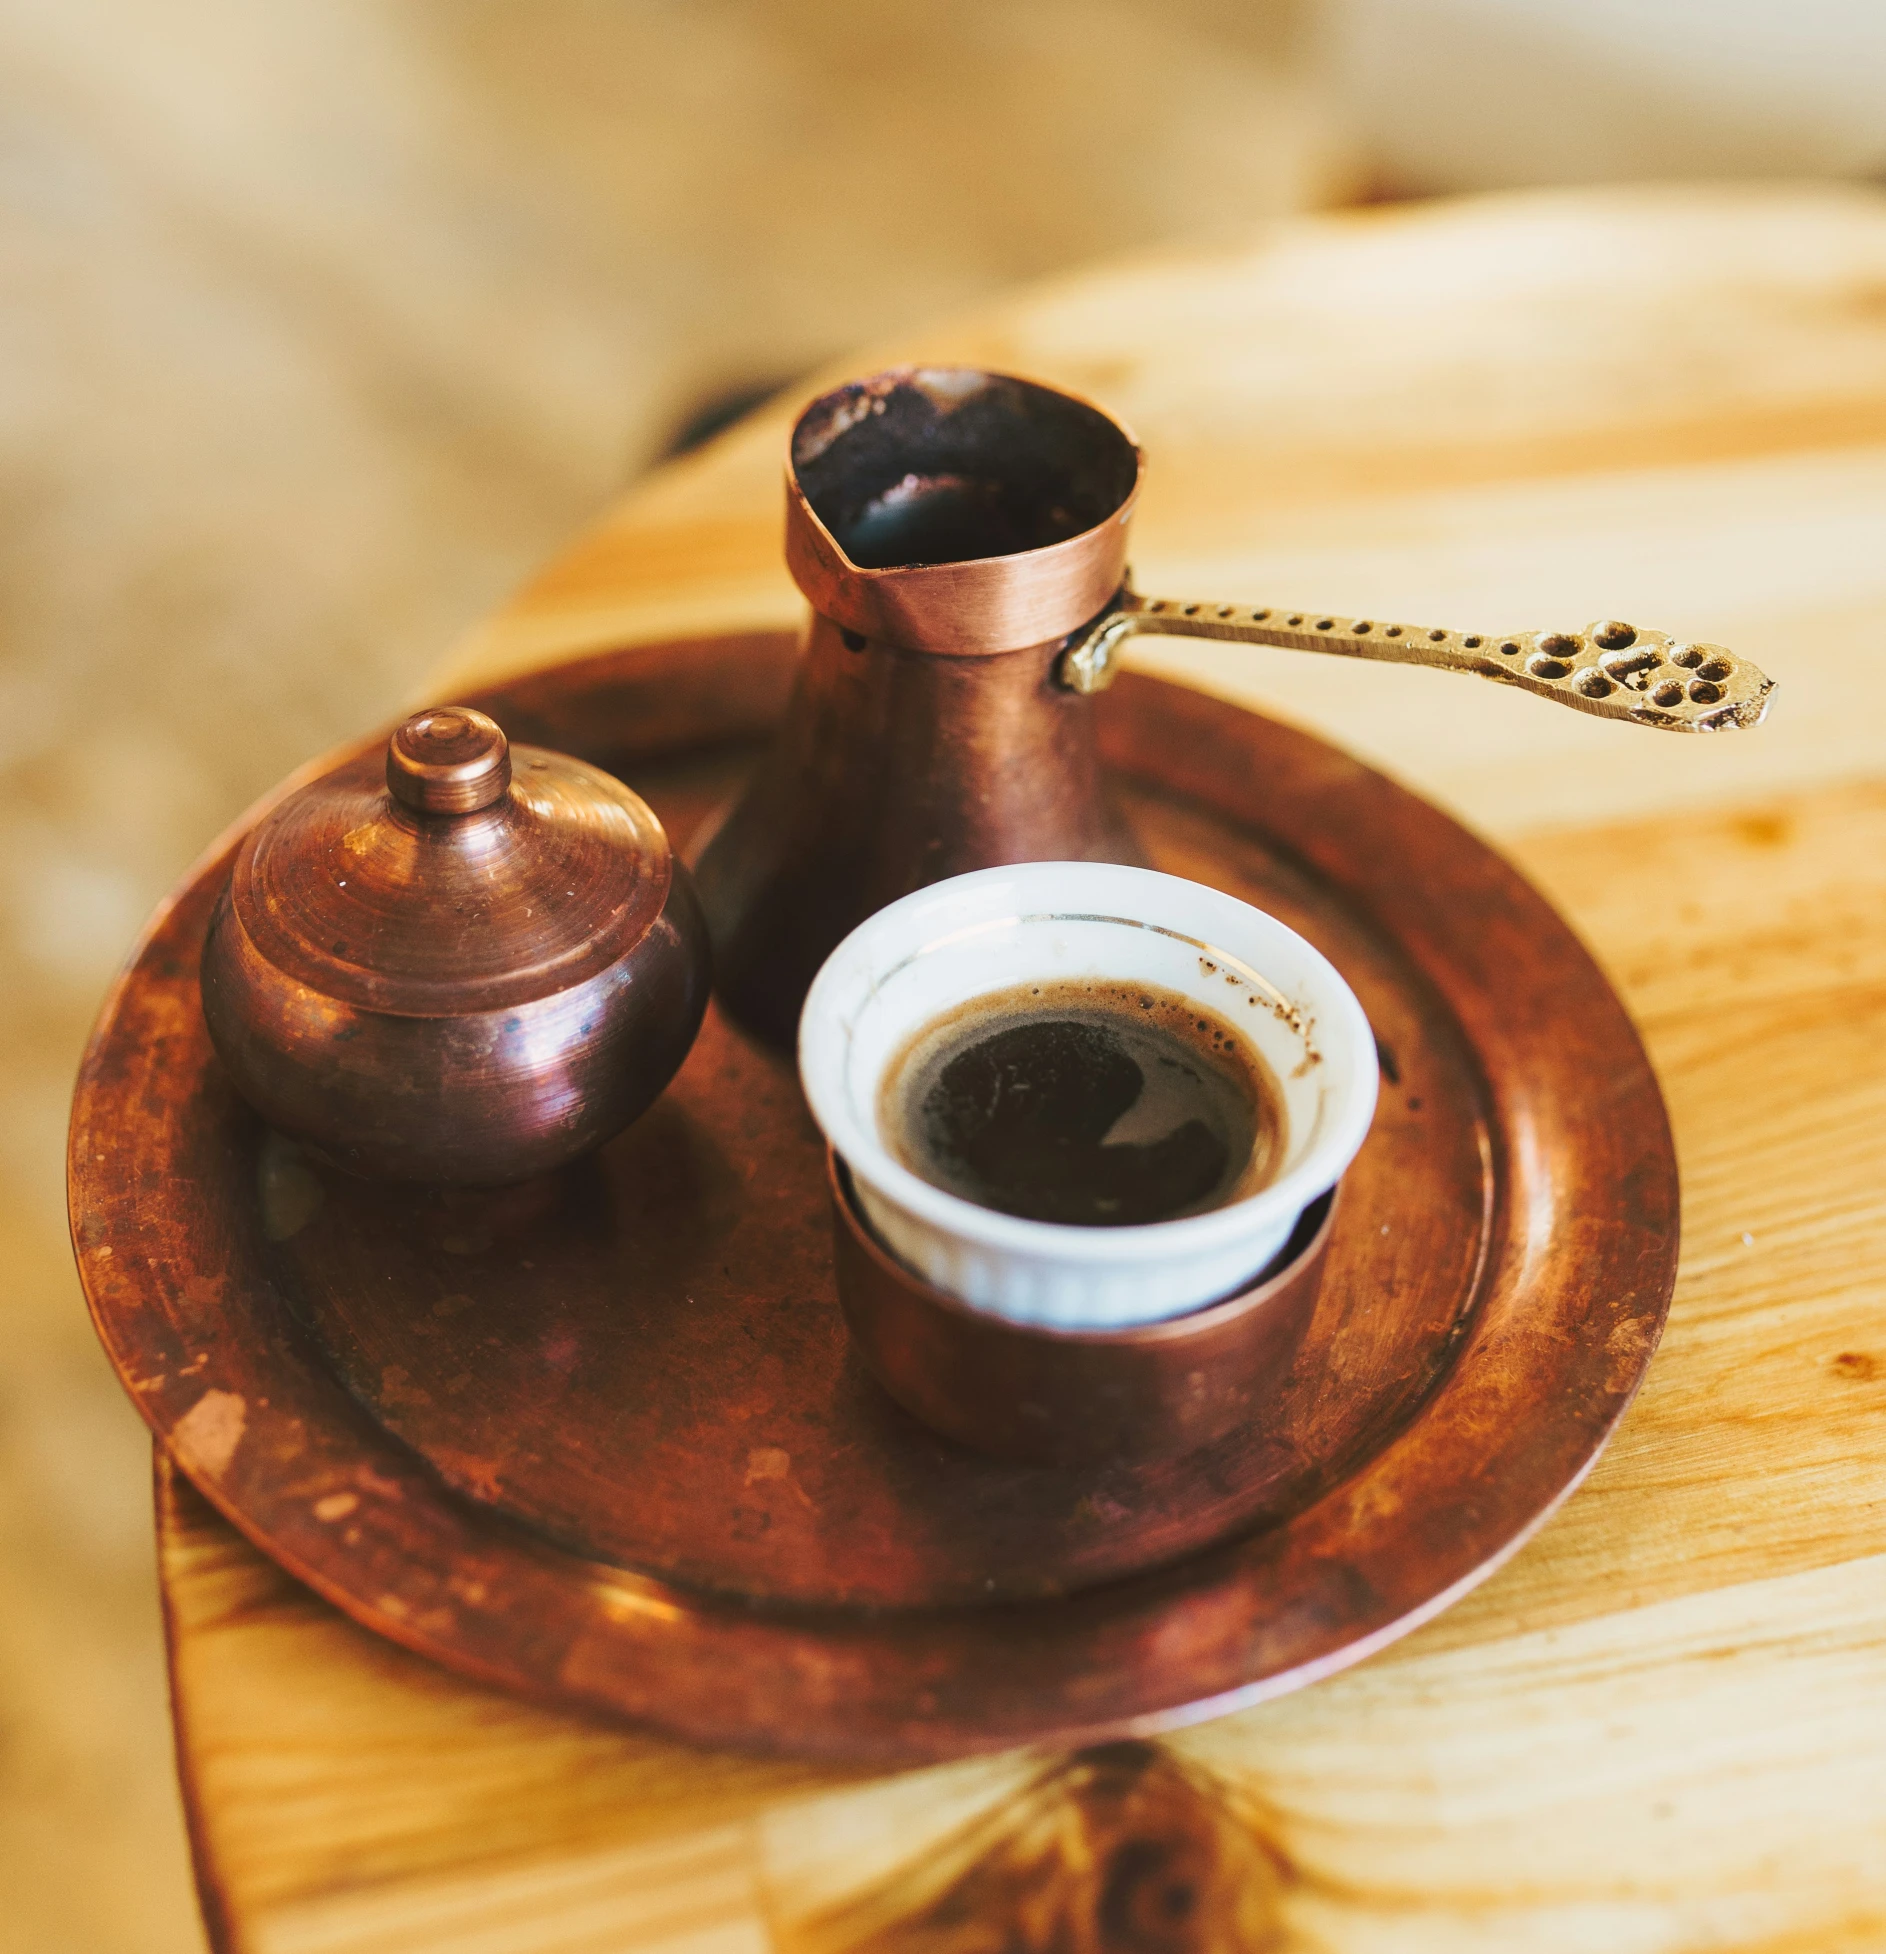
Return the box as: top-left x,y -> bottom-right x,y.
798,862 -> 1377,1329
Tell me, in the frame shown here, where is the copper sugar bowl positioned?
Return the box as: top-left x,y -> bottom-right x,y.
201,706 -> 709,1183
693,366 -> 1774,1042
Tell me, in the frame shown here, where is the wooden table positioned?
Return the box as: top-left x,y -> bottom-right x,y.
156,184 -> 1886,1952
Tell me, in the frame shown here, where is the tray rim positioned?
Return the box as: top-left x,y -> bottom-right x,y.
69,630 -> 1677,1761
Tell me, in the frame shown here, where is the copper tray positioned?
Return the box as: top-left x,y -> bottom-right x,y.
70,633 -> 1677,1761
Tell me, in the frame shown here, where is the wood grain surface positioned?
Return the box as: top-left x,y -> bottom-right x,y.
153,185 -> 1886,1950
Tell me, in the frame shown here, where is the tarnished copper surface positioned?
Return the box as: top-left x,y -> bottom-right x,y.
832,1159 -> 1335,1466
71,632 -> 1677,1758
235,739 -> 1479,1612
199,705 -> 709,1183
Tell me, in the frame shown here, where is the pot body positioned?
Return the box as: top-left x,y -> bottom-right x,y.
202,865 -> 708,1184
693,613 -> 1140,1043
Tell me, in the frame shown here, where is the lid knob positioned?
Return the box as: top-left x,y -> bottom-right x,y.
387,707 -> 511,814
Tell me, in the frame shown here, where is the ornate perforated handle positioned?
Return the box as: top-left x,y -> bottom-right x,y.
1060,586 -> 1775,732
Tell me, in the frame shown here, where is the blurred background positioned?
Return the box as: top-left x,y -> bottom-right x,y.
3,2 -> 1883,1946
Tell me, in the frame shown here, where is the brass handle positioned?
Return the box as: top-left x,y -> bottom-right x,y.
1059,585 -> 1775,732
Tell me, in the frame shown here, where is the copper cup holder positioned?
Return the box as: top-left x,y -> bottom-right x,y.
829,1154 -> 1335,1467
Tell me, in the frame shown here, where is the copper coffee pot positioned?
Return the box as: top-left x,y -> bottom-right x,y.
693,367 -> 1774,1041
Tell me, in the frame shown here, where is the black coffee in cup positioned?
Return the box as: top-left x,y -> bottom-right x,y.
878,978 -> 1284,1227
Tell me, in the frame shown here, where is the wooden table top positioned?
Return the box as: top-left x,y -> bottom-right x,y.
155,184 -> 1886,1952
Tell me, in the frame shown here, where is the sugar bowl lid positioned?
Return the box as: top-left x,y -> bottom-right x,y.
230,705 -> 674,1017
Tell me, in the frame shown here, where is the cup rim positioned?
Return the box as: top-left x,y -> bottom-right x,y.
797,862 -> 1378,1268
